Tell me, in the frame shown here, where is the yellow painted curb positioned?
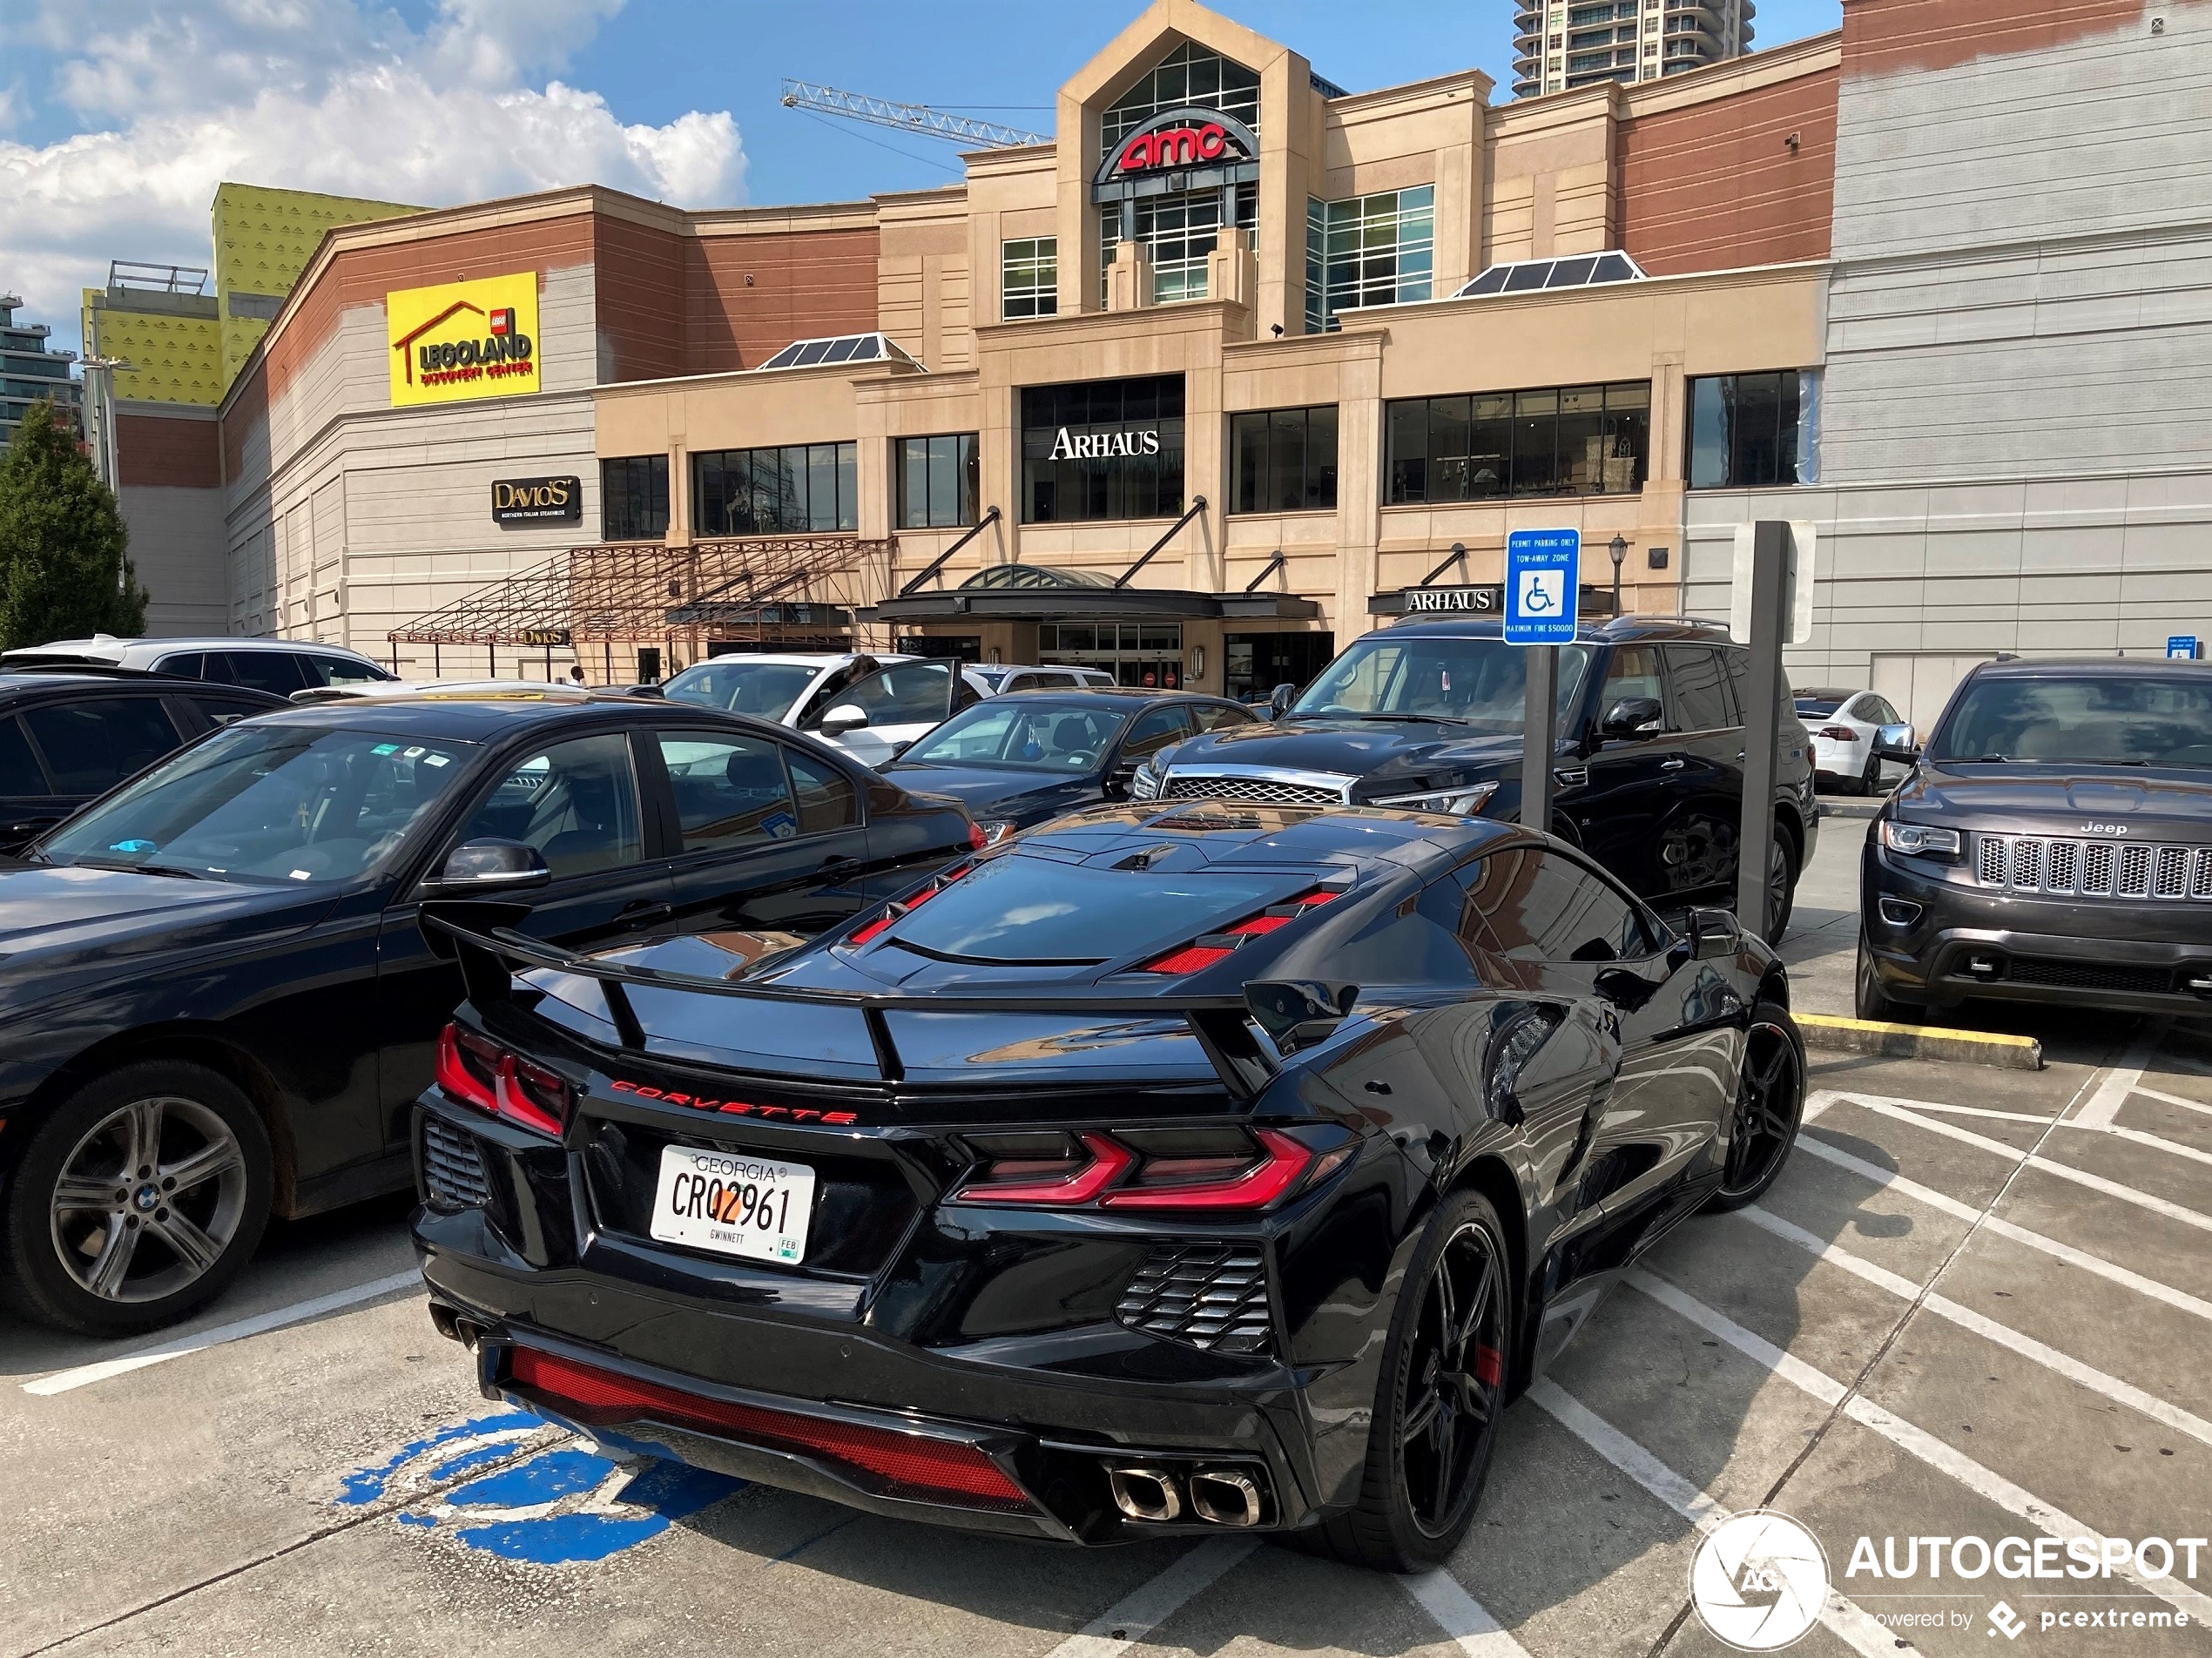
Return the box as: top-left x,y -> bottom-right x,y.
1797,1013 -> 2043,1072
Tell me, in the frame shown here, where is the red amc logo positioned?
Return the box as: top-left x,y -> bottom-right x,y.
610,1077 -> 858,1126
1117,121 -> 1234,174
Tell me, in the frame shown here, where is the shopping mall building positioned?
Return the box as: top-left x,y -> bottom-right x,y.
113,0 -> 2210,719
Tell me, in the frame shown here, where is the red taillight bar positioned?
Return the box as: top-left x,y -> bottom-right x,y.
954,1129 -> 1322,1212
436,1022 -> 497,1113
1099,1129 -> 1312,1210
436,1022 -> 570,1137
956,1132 -> 1136,1204
507,1347 -> 1028,1507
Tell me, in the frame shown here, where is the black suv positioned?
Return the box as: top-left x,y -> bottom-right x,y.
1133,617 -> 1817,940
1859,657 -> 2212,1020
0,667 -> 285,853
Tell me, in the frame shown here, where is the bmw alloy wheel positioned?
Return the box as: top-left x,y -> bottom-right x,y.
49,1095 -> 250,1304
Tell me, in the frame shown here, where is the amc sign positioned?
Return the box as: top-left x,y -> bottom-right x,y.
1116,119 -> 1242,175
491,475 -> 582,524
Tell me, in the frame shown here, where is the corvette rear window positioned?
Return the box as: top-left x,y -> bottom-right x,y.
881,853 -> 1312,964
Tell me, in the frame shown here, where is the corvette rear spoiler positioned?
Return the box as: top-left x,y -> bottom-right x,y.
426,918 -> 1354,1102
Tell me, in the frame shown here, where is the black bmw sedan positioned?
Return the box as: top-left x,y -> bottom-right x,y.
0,690 -> 977,1337
413,802 -> 1804,1571
880,688 -> 1255,840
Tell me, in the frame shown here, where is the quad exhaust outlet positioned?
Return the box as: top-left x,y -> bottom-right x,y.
1107,1464 -> 1265,1527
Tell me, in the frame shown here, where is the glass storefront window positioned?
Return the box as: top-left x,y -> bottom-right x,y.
1040,621 -> 1186,689
1102,187 -> 1257,307
1306,186 -> 1434,332
1686,372 -> 1804,489
1001,238 -> 1058,320
1021,375 -> 1185,523
1231,405 -> 1339,514
1385,382 -> 1650,502
896,434 -> 979,529
694,442 -> 858,536
601,455 -> 668,541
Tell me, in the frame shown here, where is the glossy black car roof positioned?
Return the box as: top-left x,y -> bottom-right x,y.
1003,799 -> 1523,877
239,691 -> 759,744
1964,657 -> 2212,678
1382,615 -> 1737,646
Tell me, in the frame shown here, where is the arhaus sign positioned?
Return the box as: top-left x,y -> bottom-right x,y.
1049,428 -> 1162,460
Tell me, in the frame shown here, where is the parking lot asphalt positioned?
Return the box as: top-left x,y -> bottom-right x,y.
7,889 -> 2209,1657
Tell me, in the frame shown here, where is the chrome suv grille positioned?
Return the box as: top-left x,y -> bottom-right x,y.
1115,1244 -> 1272,1356
422,1115 -> 492,1210
1163,774 -> 1346,807
1975,834 -> 2212,902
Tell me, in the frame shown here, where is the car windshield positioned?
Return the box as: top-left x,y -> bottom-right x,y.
1291,637 -> 1590,725
900,700 -> 1130,772
1794,696 -> 1846,718
664,660 -> 819,718
1928,675 -> 2212,767
38,725 -> 475,883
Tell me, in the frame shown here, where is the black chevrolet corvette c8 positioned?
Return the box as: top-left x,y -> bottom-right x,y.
412,802 -> 1804,1572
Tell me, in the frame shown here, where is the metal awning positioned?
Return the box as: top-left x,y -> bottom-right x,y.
867,588 -> 1319,624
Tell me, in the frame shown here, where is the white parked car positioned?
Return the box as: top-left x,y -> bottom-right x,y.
1795,685 -> 1908,795
2,634 -> 396,697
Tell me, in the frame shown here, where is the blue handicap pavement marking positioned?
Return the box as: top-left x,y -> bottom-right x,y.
334,1408 -> 745,1565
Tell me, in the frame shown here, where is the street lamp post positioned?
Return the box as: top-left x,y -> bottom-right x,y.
75,352 -> 137,593
1608,534 -> 1629,616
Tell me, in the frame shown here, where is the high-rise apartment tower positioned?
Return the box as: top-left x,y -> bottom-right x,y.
1513,0 -> 1755,98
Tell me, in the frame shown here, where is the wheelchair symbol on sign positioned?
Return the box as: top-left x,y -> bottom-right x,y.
1521,570 -> 1564,615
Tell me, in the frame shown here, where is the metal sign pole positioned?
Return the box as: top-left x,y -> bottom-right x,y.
1735,521 -> 1791,938
1521,644 -> 1557,837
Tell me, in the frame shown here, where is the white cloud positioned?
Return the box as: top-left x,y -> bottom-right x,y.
0,0 -> 745,347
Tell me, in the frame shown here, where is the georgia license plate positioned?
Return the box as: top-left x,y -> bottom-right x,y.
648,1144 -> 814,1265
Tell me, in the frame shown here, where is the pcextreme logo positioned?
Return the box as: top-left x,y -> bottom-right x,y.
386,273 -> 542,408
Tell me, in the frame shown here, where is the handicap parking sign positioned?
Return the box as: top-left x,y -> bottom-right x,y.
1505,529 -> 1581,645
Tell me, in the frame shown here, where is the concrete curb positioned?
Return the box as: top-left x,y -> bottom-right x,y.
1797,1012 -> 2044,1071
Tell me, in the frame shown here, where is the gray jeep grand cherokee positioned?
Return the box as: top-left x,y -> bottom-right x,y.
1859,657 -> 2212,1021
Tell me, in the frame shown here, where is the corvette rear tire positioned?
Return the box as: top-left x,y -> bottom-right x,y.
2,1062 -> 273,1338
1704,1004 -> 1805,1212
1302,1188 -> 1514,1573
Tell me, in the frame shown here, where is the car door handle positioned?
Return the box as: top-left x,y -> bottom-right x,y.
618,901 -> 672,927
1660,758 -> 1687,772
818,854 -> 860,871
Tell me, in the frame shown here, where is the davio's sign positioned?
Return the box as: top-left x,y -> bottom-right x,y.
491,475 -> 582,524
1049,427 -> 1162,460
388,272 -> 542,408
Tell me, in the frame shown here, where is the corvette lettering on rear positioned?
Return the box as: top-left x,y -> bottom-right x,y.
609,1078 -> 859,1126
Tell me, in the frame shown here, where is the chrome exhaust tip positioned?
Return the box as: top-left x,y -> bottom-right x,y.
1107,1466 -> 1183,1523
1187,1468 -> 1263,1527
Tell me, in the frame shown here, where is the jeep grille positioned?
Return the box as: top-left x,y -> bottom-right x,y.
1975,834 -> 2212,901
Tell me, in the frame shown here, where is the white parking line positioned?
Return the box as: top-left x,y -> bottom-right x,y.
2074,1024 -> 2168,1129
22,1270 -> 422,1397
1738,1205 -> 2212,1452
1624,1270 -> 2212,1625
1045,1537 -> 1258,1658
1791,1132 -> 2212,1326
1824,1090 -> 2212,1170
2135,1086 -> 2212,1117
1400,1567 -> 1536,1657
1527,1380 -> 1905,1658
1814,1094 -> 2212,1236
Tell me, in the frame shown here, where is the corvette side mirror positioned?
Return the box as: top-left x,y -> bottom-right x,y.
1690,907 -> 1741,960
1246,980 -> 1359,1052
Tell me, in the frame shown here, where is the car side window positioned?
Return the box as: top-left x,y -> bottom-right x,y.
656,730 -> 800,853
786,749 -> 860,832
306,654 -> 388,686
21,698 -> 183,794
188,696 -> 272,730
0,716 -> 51,795
1192,703 -> 1252,731
1122,706 -> 1191,759
1597,645 -> 1669,730
1665,646 -> 1735,732
804,661 -> 952,730
1722,650 -> 1792,732
1462,847 -> 1657,966
152,651 -> 206,679
458,733 -> 644,878
219,651 -> 308,696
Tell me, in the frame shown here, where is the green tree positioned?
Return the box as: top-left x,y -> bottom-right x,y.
0,399 -> 149,650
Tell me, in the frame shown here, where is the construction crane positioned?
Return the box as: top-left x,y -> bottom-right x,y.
779,79 -> 1048,150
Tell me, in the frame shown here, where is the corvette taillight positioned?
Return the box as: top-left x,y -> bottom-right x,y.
1140,887 -> 1341,974
436,1022 -> 571,1138
954,1127 -> 1330,1212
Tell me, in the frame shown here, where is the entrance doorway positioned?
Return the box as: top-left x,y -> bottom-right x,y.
1040,622 -> 1185,688
1225,631 -> 1335,703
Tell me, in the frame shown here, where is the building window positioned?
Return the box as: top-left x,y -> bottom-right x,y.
694,443 -> 858,536
1307,185 -> 1434,332
1021,375 -> 1184,524
1101,43 -> 1259,146
1231,406 -> 1339,514
601,455 -> 669,541
1102,187 -> 1256,307
1001,238 -> 1058,320
1385,382 -> 1649,502
896,434 -> 979,529
1686,372 -> 1803,489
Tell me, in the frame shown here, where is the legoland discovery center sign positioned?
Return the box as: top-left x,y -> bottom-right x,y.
387,273 -> 542,408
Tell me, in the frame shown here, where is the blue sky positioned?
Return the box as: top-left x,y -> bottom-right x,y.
0,0 -> 1841,353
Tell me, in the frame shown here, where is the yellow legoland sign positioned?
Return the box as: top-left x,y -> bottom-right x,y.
386,273 -> 542,408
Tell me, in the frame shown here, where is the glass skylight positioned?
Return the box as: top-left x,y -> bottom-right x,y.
757,333 -> 922,372
1453,252 -> 1646,298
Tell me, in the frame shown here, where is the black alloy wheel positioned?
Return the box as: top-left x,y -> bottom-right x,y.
1705,1006 -> 1805,1211
1303,1189 -> 1514,1572
2,1061 -> 273,1337
1764,836 -> 1797,946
